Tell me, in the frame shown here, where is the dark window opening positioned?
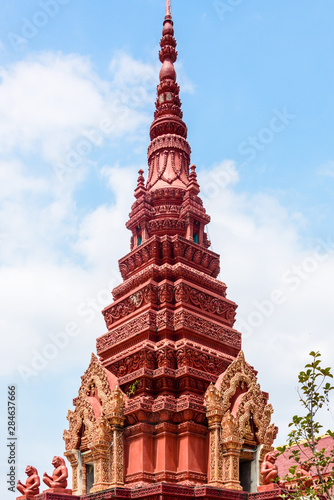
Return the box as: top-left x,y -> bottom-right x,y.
86,463 -> 94,494
193,220 -> 200,243
239,460 -> 252,492
136,226 -> 142,246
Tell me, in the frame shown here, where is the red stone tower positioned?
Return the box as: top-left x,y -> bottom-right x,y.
62,2 -> 278,498
97,1 -> 240,486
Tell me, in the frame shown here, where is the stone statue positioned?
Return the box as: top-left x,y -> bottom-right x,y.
16,465 -> 40,497
297,463 -> 314,489
261,450 -> 278,485
43,456 -> 68,490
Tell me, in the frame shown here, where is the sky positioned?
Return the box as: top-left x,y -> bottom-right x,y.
1,0 -> 334,496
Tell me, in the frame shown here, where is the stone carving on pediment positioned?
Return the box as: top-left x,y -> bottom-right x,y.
204,383 -> 223,416
221,411 -> 241,442
263,422 -> 278,447
63,401 -> 95,451
236,383 -> 266,440
217,351 -> 257,412
63,354 -> 126,451
64,355 -> 126,492
88,415 -> 112,445
103,385 -> 126,422
79,354 -> 116,407
204,350 -> 277,489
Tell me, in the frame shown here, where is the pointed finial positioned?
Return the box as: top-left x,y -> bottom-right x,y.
137,169 -> 145,186
134,169 -> 146,199
166,0 -> 171,17
187,164 -> 200,195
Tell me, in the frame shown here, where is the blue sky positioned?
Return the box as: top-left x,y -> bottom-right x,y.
0,0 -> 333,496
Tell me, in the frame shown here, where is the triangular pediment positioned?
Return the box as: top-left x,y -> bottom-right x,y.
63,353 -> 125,452
205,350 -> 277,448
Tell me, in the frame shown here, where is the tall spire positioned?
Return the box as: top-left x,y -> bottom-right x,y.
126,2 -> 211,250
146,0 -> 190,191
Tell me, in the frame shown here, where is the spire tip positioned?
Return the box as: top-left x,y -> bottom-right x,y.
166,0 -> 171,18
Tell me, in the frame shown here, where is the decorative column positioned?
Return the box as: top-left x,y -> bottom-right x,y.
89,416 -> 112,493
89,386 -> 126,492
221,411 -> 243,491
110,420 -> 125,486
64,449 -> 82,495
185,215 -> 193,241
205,384 -> 224,486
106,386 -> 126,487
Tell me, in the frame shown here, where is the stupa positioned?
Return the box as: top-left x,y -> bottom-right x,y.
21,2 -> 282,500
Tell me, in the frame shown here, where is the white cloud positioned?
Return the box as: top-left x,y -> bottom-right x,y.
108,51 -> 195,101
0,51 -> 156,163
0,53 -> 106,160
0,159 -> 48,199
0,163 -> 141,380
109,51 -> 158,97
175,61 -> 195,94
318,161 -> 334,178
74,164 -> 138,270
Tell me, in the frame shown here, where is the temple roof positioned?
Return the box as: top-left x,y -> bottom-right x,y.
276,434 -> 334,477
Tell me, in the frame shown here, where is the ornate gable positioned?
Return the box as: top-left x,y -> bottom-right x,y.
63,354 -> 126,494
63,354 -> 125,452
204,350 -> 278,490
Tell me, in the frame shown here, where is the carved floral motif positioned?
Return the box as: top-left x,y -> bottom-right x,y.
102,280 -> 235,330
156,347 -> 176,368
176,347 -> 227,375
174,283 -> 236,323
174,311 -> 241,348
113,260 -> 226,300
97,312 -> 157,353
113,350 -> 156,377
118,236 -> 220,281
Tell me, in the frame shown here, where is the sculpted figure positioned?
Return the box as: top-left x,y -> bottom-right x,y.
17,465 -> 40,496
297,463 -> 314,489
261,451 -> 278,485
43,456 -> 68,489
